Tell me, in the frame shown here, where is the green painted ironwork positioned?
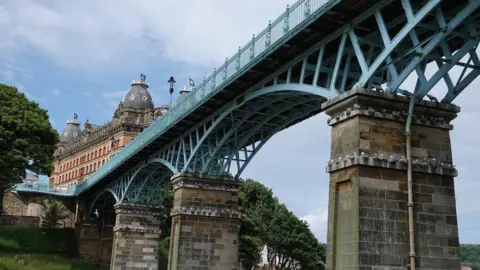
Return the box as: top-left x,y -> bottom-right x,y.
10,0 -> 480,205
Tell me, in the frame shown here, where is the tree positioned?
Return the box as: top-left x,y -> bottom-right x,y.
0,83 -> 58,190
461,244 -> 480,270
239,179 -> 326,269
40,200 -> 70,228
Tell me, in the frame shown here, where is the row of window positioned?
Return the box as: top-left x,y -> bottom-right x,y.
58,139 -> 122,173
55,158 -> 108,184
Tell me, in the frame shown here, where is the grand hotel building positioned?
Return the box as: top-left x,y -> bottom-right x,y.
50,75 -> 189,186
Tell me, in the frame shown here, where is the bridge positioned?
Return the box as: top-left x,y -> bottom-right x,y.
8,0 -> 480,269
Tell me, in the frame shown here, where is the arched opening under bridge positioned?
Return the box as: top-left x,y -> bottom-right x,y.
78,190 -> 117,266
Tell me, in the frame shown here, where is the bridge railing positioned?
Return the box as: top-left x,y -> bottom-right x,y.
12,181 -> 77,195
20,0 -> 338,196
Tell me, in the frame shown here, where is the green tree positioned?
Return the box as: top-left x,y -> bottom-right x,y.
240,179 -> 325,269
40,201 -> 70,228
461,244 -> 480,270
160,188 -> 174,239
0,83 -> 58,190
158,237 -> 170,269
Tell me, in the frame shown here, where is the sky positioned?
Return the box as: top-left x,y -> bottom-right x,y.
0,0 -> 478,244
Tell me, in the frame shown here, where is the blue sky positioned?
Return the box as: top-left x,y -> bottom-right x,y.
0,0 -> 478,243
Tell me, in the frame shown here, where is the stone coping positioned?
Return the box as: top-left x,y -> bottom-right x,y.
171,172 -> 243,191
321,88 -> 461,114
325,103 -> 454,130
114,203 -> 164,216
170,205 -> 241,218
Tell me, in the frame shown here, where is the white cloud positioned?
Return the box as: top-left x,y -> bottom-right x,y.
102,91 -> 128,100
0,0 -> 292,72
302,209 -> 329,242
52,89 -> 61,96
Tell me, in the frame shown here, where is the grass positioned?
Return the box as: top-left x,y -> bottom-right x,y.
0,253 -> 103,270
0,227 -> 76,255
0,227 -> 104,269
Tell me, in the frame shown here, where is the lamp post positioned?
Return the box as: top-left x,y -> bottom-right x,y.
168,76 -> 176,108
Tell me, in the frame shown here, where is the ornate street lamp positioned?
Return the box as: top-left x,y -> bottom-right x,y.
168,76 -> 176,108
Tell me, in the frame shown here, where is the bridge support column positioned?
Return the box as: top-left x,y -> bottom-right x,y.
110,203 -> 163,270
168,173 -> 242,270
322,89 -> 461,270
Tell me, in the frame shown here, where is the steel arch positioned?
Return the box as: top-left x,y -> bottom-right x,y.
87,157 -> 175,214
87,189 -> 118,218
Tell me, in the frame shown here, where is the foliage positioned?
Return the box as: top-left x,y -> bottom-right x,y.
0,253 -> 102,270
160,188 -> 174,239
158,188 -> 173,269
40,200 -> 70,228
238,213 -> 262,269
0,227 -> 77,256
461,244 -> 480,270
239,179 -> 325,269
0,83 -> 58,189
158,237 -> 170,269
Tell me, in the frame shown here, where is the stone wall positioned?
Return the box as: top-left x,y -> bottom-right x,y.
168,173 -> 242,270
2,192 -> 29,216
2,192 -> 77,228
0,215 -> 40,227
323,89 -> 461,270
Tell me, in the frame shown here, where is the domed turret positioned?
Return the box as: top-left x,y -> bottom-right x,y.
122,74 -> 154,110
59,113 -> 82,144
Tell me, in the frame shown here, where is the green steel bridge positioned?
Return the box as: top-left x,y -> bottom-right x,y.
13,0 -> 480,201
8,0 -> 480,267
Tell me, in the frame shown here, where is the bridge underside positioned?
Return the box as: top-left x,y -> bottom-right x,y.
82,0 -> 479,195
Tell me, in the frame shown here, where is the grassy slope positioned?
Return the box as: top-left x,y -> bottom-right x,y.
0,227 -> 101,270
0,253 -> 100,270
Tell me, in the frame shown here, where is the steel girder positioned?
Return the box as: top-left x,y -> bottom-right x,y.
88,162 -> 172,215
346,0 -> 480,101
87,0 -> 480,206
248,0 -> 480,102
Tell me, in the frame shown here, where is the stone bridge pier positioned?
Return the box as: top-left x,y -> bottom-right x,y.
110,203 -> 164,270
323,89 -> 461,270
167,173 -> 242,270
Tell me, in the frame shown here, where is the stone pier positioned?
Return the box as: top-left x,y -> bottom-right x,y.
322,89 -> 461,270
168,173 -> 242,270
110,203 -> 163,270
